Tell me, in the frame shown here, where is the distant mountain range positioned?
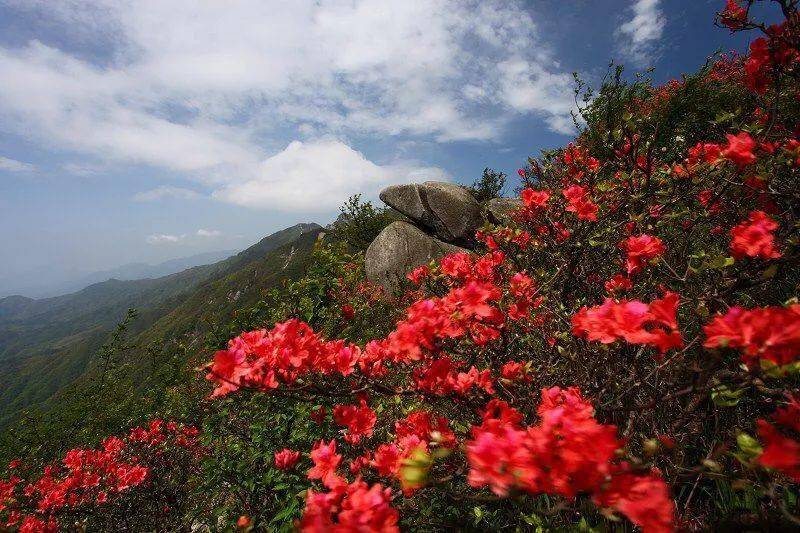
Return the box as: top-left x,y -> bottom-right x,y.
0,222 -> 321,431
0,250 -> 239,299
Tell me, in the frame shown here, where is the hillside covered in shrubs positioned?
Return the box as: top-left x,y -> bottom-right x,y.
2,1 -> 800,531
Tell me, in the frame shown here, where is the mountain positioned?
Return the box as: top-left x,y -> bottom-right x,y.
0,250 -> 239,299
0,223 -> 321,429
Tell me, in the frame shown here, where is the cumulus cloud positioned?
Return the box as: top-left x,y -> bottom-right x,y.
196,228 -> 222,238
134,186 -> 202,202
617,0 -> 665,66
213,139 -> 449,211
0,0 -> 578,198
146,233 -> 184,244
0,156 -> 35,172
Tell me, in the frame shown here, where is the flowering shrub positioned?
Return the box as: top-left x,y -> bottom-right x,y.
198,3 -> 800,530
4,1 -> 800,531
0,420 -> 200,531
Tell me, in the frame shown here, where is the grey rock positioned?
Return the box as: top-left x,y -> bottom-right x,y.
379,181 -> 482,244
485,197 -> 522,225
365,221 -> 466,293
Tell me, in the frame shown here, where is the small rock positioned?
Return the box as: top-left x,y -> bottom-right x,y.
485,197 -> 522,225
365,221 -> 466,293
379,182 -> 482,244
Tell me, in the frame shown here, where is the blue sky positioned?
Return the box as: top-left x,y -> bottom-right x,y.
0,0 -> 777,291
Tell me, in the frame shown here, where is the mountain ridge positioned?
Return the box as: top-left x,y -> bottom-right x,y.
0,222 -> 321,429
0,249 -> 241,300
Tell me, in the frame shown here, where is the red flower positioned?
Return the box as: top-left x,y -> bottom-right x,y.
468,387 -> 620,497
311,406 -> 327,425
371,444 -> 403,478
703,304 -> 800,367
562,185 -> 599,221
205,319 -> 363,396
274,449 -> 301,471
719,0 -> 748,30
521,188 -> 550,209
237,515 -> 251,529
340,305 -> 355,320
396,411 -> 455,449
593,465 -> 675,533
406,265 -> 430,284
467,390 -> 674,531
299,479 -> 399,532
729,210 -> 782,260
501,361 -> 532,383
756,421 -> 800,482
308,440 -> 343,489
721,132 -> 757,168
572,293 -> 683,355
745,38 -> 771,94
620,234 -> 666,275
333,399 -> 377,444
772,393 -> 800,433
687,142 -> 722,167
439,252 -> 473,280
605,274 -> 633,294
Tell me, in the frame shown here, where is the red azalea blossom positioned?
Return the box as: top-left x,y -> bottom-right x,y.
703,304 -> 800,367
721,132 -> 758,168
467,387 -> 622,498
562,185 -> 599,221
501,361 -> 533,383
720,0 -> 748,30
308,440 -> 344,489
333,399 -> 378,444
745,37 -> 771,93
593,465 -> 676,533
755,395 -> 800,482
340,304 -> 355,320
274,449 -> 301,470
572,292 -> 683,355
729,210 -> 782,260
605,274 -> 633,293
757,421 -> 800,482
0,421 -> 199,531
298,479 -> 399,532
467,389 -> 675,531
521,188 -> 551,209
406,264 -> 430,284
620,234 -> 666,275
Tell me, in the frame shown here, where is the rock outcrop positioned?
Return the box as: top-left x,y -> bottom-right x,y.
379,182 -> 481,244
365,221 -> 466,292
364,181 -> 521,293
485,197 -> 522,225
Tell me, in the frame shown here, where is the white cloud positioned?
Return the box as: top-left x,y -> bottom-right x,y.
146,233 -> 184,244
134,186 -> 202,202
617,0 -> 665,66
0,156 -> 35,172
214,139 -> 450,212
0,0 -> 578,199
196,228 -> 222,238
62,162 -> 107,177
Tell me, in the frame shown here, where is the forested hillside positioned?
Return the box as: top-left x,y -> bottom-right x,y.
0,223 -> 319,432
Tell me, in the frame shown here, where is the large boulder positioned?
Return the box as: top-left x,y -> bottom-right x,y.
379,182 -> 482,244
365,221 -> 466,292
485,197 -> 522,225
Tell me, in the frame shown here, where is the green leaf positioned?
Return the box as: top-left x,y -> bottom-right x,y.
711,384 -> 745,407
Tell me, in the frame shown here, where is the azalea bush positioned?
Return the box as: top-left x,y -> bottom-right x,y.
3,1 -> 800,531
0,420 -> 201,532
203,2 -> 800,531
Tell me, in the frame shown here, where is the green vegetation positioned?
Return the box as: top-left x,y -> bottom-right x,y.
0,223 -> 320,461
